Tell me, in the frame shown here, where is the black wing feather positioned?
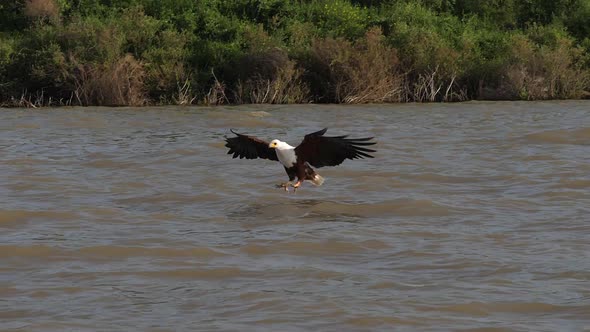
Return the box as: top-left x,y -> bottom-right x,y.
295,128 -> 376,168
224,129 -> 278,161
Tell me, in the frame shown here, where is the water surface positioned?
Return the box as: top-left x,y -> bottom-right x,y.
1,101 -> 589,331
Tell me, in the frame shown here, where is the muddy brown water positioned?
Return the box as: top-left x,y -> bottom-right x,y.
1,101 -> 589,331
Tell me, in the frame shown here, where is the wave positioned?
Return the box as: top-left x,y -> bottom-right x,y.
227,198 -> 464,223
76,245 -> 226,259
428,301 -> 590,316
0,210 -> 79,226
309,199 -> 460,217
240,240 -> 372,257
0,245 -> 63,259
524,127 -> 590,145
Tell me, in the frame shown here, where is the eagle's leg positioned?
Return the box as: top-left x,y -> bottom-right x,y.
292,180 -> 302,192
276,181 -> 292,191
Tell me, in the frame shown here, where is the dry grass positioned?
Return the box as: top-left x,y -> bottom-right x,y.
0,89 -> 74,108
504,35 -> 590,100
24,0 -> 60,22
72,54 -> 147,106
234,60 -> 309,104
203,70 -> 229,106
408,66 -> 468,102
309,28 -> 403,103
172,78 -> 197,105
230,48 -> 309,104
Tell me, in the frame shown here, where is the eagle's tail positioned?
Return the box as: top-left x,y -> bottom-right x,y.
304,162 -> 324,186
311,174 -> 325,186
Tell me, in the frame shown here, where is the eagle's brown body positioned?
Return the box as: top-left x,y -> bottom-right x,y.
284,161 -> 323,186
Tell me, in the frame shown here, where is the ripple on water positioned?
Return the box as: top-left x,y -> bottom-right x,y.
240,239 -> 375,256
51,267 -> 246,282
404,172 -> 485,184
128,267 -> 244,280
113,192 -> 223,209
2,104 -> 590,331
83,159 -> 143,169
76,245 -> 226,260
226,198 -> 461,223
309,199 -> 461,217
345,316 -> 425,328
524,127 -> 590,145
420,301 -> 590,317
0,210 -> 79,227
0,245 -> 64,259
552,178 -> 590,190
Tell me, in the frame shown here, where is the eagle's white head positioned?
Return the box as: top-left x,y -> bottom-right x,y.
269,139 -> 293,150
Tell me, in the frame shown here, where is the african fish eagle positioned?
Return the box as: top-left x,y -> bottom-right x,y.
224,128 -> 376,192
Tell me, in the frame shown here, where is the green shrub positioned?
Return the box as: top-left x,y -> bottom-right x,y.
379,2 -> 469,101
0,2 -> 28,31
504,32 -> 590,100
453,0 -> 519,28
0,34 -> 17,99
142,0 -> 200,32
5,25 -> 68,99
142,29 -> 191,103
232,49 -> 309,104
215,0 -> 294,30
1,0 -> 589,105
303,27 -> 402,103
72,54 -> 147,106
459,18 -> 514,98
561,0 -> 590,43
300,0 -> 369,39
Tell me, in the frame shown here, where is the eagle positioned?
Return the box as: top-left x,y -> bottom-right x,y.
224,128 -> 376,192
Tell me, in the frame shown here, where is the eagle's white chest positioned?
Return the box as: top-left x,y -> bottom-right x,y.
276,148 -> 297,167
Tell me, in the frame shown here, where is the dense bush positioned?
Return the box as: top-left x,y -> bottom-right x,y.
0,0 -> 588,106
504,28 -> 590,100
304,27 -> 402,103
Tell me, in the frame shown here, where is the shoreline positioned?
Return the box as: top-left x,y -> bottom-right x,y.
2,1 -> 589,109
2,99 -> 589,110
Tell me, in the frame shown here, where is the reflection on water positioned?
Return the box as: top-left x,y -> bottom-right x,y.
1,101 -> 589,331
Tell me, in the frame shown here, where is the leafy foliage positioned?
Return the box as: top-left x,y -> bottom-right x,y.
1,0 -> 589,106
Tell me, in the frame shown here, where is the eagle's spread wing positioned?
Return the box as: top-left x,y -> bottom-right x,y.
225,129 -> 278,161
295,128 -> 376,168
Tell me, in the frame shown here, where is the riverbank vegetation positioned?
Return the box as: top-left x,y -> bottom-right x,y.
1,0 -> 589,106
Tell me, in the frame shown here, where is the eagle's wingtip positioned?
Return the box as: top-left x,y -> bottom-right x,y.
312,128 -> 328,136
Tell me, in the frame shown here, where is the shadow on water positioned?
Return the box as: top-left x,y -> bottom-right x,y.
226,197 -> 466,224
